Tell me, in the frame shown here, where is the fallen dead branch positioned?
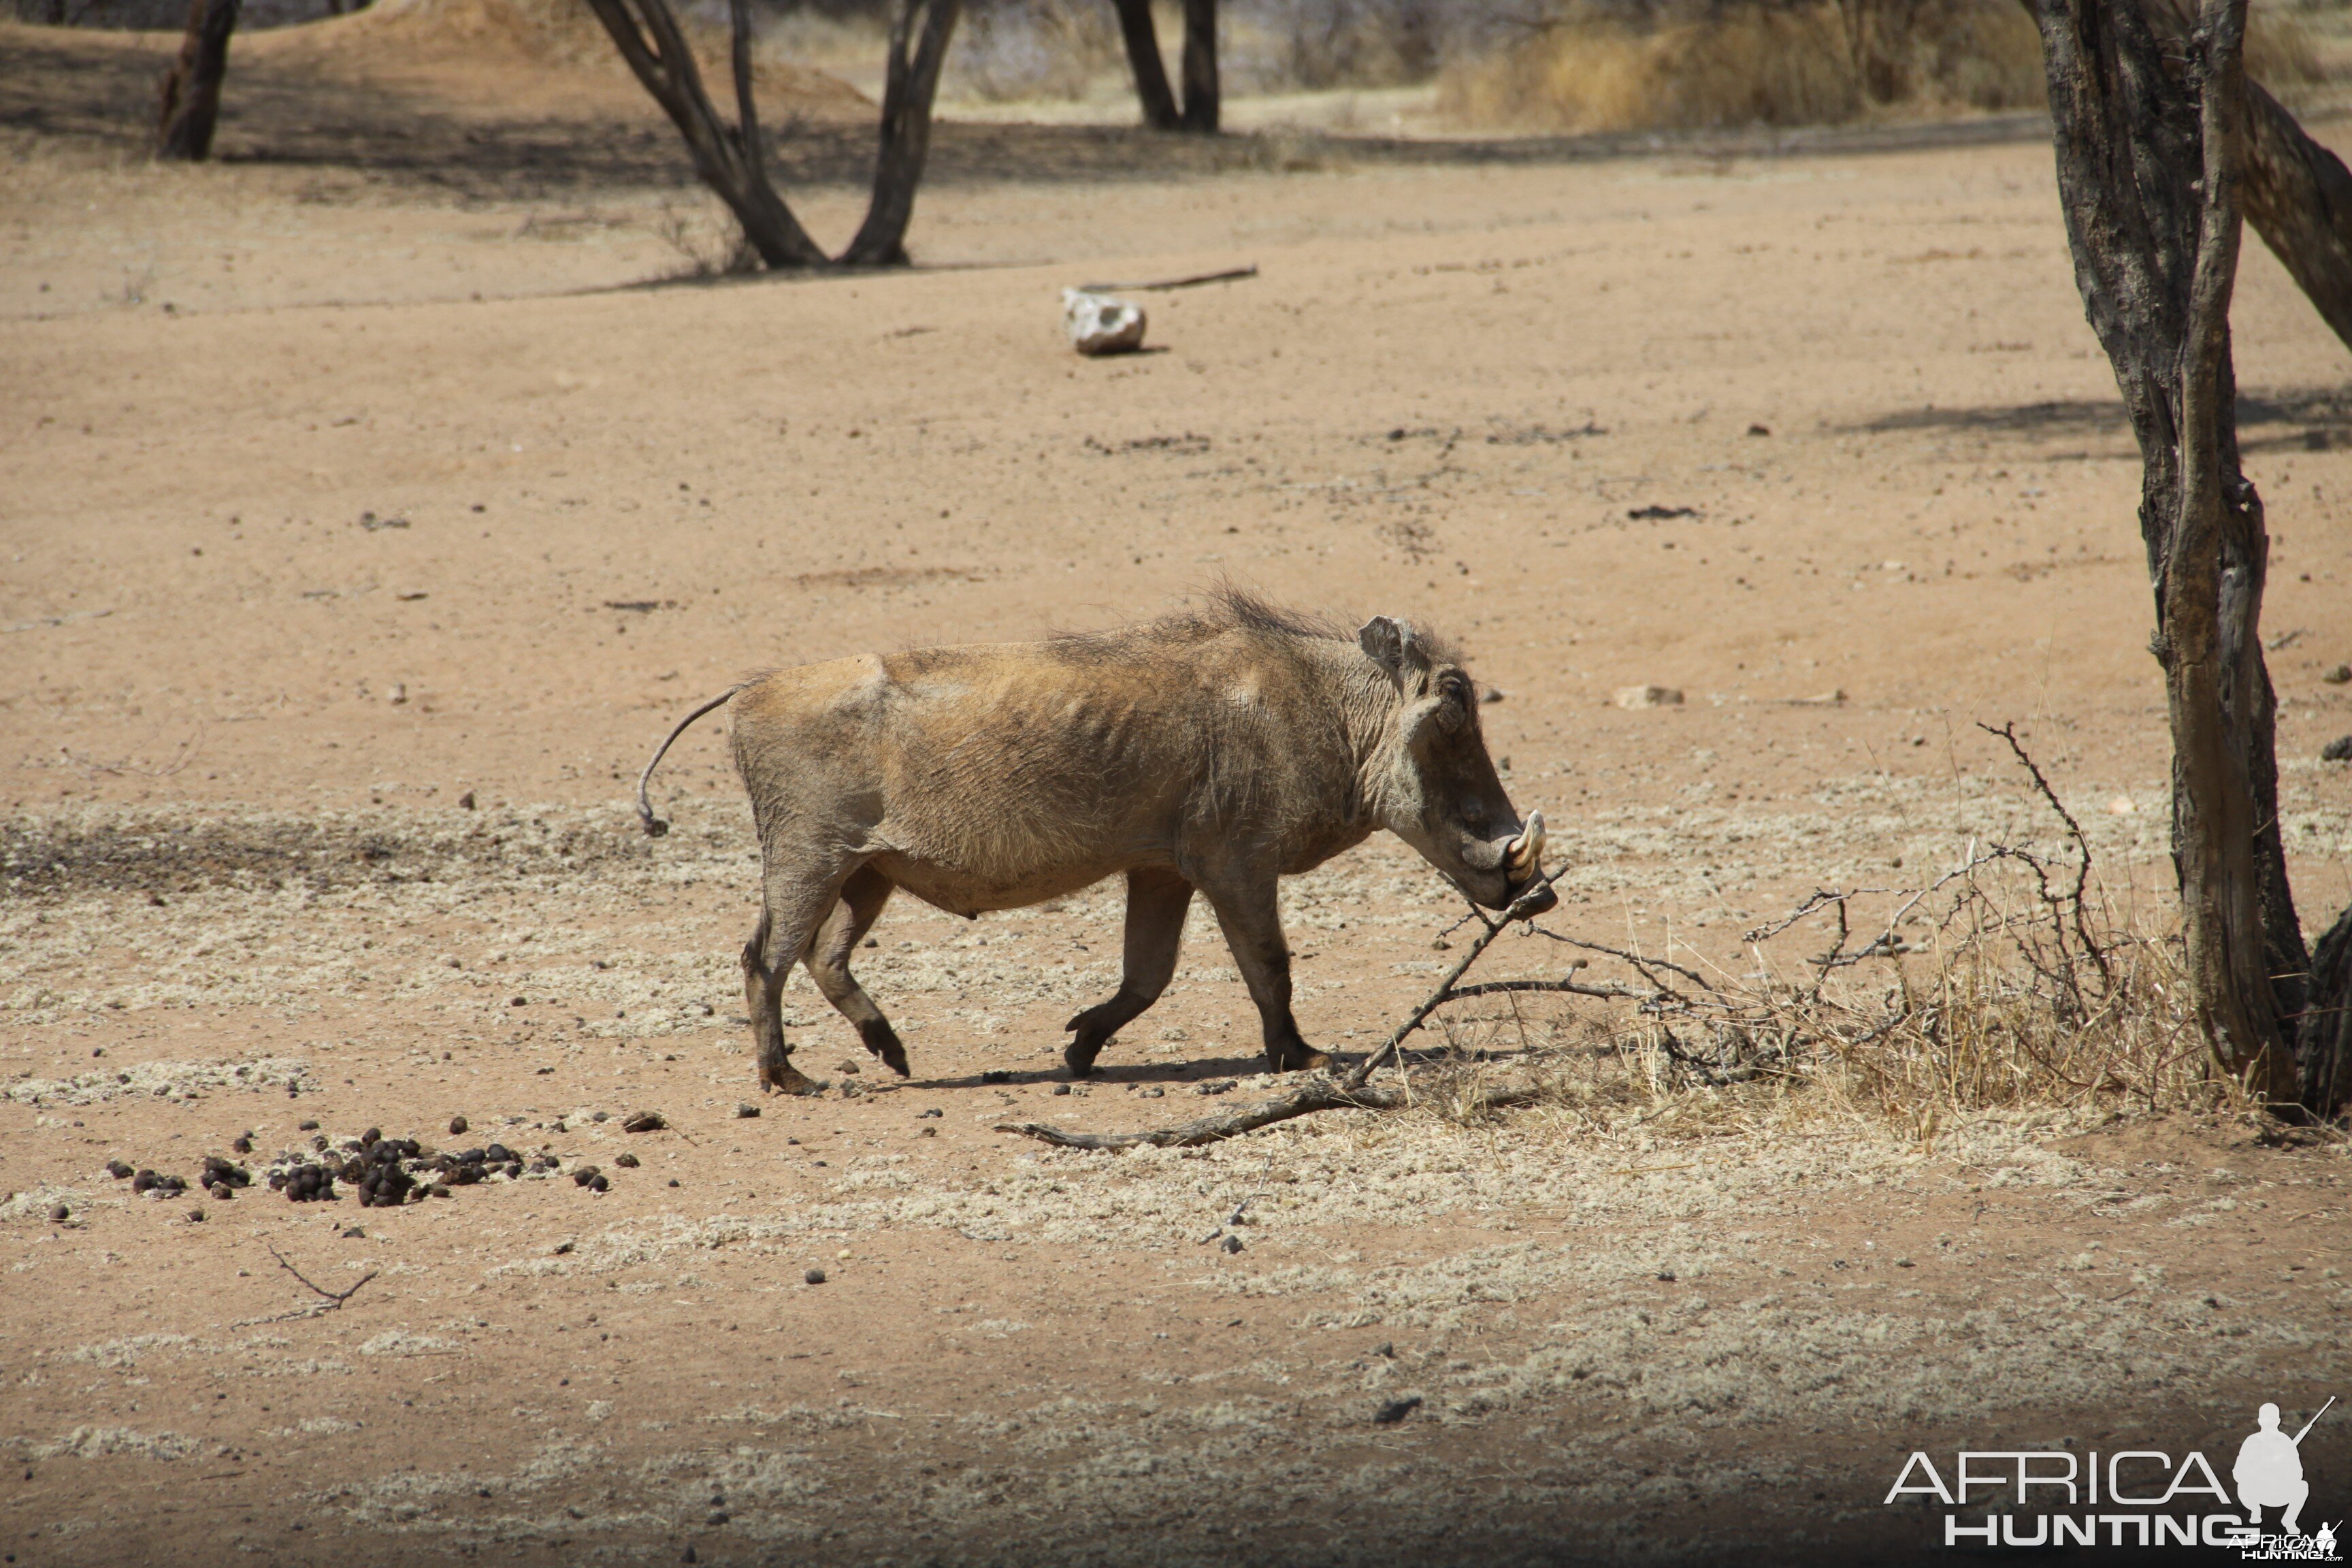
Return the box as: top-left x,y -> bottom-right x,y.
235,1243 -> 380,1324
1072,264 -> 1258,293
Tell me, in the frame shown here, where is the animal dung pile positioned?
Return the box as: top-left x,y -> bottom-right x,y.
199,1155 -> 252,1199
101,1125 -> 602,1210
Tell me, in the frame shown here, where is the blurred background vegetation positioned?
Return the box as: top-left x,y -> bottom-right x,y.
12,0 -> 2347,133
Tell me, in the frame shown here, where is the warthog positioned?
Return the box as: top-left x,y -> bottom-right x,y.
636,593 -> 1549,1094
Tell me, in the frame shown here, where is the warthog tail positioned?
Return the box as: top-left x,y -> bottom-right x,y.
636,684 -> 750,837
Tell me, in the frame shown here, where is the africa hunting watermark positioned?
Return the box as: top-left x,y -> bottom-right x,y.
1884,1399 -> 2338,1554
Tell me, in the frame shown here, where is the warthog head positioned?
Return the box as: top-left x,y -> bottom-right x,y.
1357,615 -> 1552,914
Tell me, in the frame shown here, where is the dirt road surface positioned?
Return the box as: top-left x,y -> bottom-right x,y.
4,22 -> 2351,1565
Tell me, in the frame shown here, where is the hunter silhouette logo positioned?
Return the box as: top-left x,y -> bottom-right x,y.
1884,1396 -> 2338,1553
2238,1398 -> 2332,1536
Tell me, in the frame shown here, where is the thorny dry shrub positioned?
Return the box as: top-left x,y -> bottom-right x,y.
1393,830 -> 2254,1147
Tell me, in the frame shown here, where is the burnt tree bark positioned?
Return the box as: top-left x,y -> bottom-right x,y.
1107,0 -> 1218,131
154,0 -> 240,163
581,0 -> 960,268
2031,0 -> 2349,1114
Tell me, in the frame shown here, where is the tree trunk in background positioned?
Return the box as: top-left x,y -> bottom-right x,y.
1110,0 -> 1181,129
2030,0 -> 2318,1106
154,0 -> 240,162
842,0 -> 962,263
1179,0 -> 1218,131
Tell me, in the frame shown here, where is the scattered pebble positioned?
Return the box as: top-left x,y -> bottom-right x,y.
105,1160 -> 132,1180
919,1108 -> 943,1120
804,1268 -> 826,1285
736,1103 -> 761,1119
613,1152 -> 640,1168
2323,664 -> 2351,685
448,1115 -> 469,1136
981,1070 -> 1013,1084
1052,1084 -> 1071,1096
2323,736 -> 2352,763
622,1111 -> 666,1133
1373,1395 -> 1422,1425
1220,1234 -> 1244,1254
48,1204 -> 69,1222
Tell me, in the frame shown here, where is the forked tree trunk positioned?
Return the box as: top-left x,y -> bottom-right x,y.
2136,0 -> 2352,355
1106,0 -> 1218,131
154,0 -> 240,162
1110,0 -> 1181,129
843,0 -> 962,264
580,0 -> 959,269
2031,0 -> 2349,1115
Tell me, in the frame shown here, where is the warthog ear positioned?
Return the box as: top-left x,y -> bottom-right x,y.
1358,616 -> 1429,682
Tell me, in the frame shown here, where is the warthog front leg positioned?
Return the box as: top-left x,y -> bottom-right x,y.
1064,866 -> 1192,1079
1198,872 -> 1329,1075
804,864 -> 909,1076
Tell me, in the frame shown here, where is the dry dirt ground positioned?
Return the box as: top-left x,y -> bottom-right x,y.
5,19 -> 2352,1567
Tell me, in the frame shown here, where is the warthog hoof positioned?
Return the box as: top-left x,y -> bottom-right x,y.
761,1061 -> 826,1097
860,1019 -> 911,1077
1264,1043 -> 1330,1074
1062,1037 -> 1102,1079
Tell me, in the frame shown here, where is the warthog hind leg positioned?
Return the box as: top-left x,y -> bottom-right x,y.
743,861 -> 859,1096
805,864 -> 909,1076
1064,866 -> 1193,1078
1200,872 -> 1329,1075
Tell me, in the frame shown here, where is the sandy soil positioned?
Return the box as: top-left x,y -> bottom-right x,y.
3,20 -> 2352,1566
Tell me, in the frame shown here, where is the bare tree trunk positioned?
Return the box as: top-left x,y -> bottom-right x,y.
154,0 -> 240,163
1109,0 -> 1181,129
843,0 -> 963,265
2241,80 -> 2352,354
2031,0 -> 2306,1102
1179,0 -> 1218,131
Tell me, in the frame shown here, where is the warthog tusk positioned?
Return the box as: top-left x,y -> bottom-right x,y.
1506,811 -> 1546,878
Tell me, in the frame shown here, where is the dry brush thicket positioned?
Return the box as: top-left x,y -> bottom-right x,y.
1437,0 -> 2333,133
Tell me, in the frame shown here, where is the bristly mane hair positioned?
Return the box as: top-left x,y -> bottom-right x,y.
1049,586 -> 1463,666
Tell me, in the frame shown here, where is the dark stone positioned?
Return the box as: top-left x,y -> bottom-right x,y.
1220,1234 -> 1243,1254
622,1111 -> 666,1134
2323,736 -> 2352,763
804,1268 -> 826,1285
449,1115 -> 468,1136
106,1161 -> 132,1179
48,1204 -> 68,1222
735,1103 -> 760,1119
1373,1395 -> 1423,1424
614,1153 -> 640,1168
